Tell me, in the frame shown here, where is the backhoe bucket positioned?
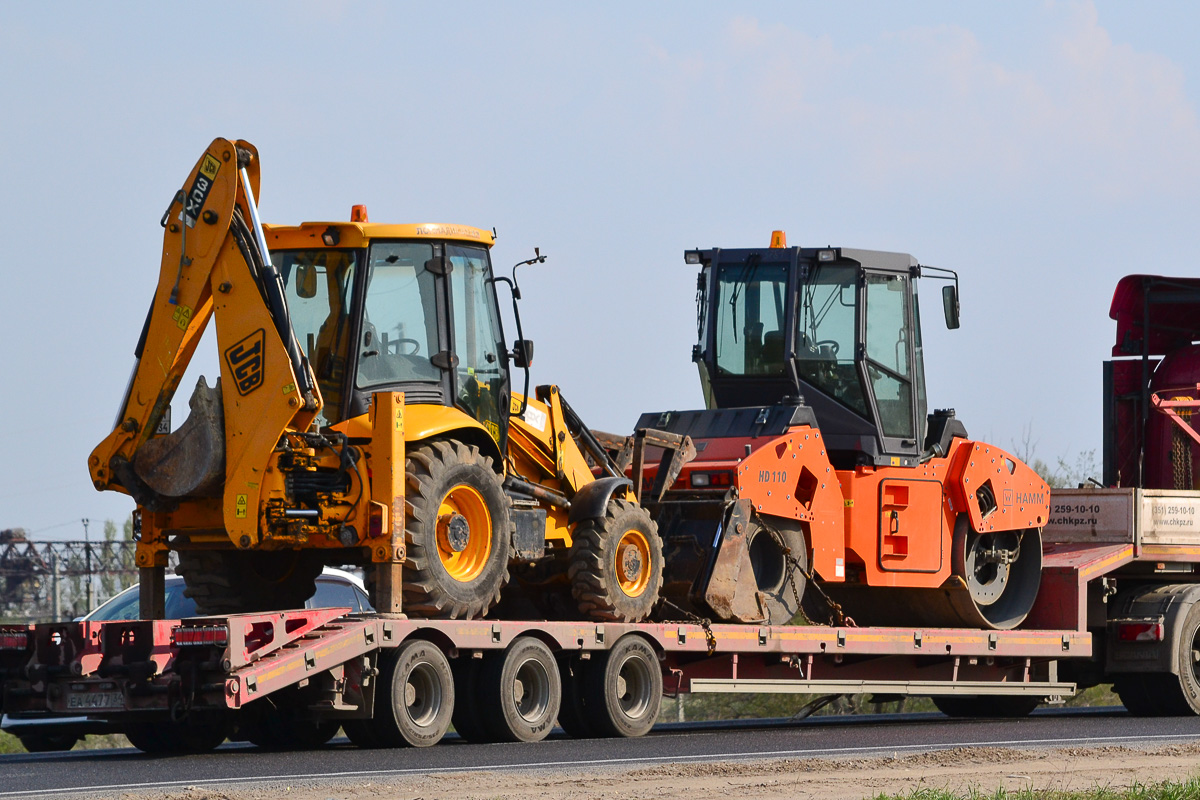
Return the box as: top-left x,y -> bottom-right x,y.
134,377 -> 225,498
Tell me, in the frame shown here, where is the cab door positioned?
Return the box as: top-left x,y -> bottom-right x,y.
446,244 -> 510,450
862,270 -> 920,460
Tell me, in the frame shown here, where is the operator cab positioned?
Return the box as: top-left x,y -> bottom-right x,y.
265,217 -> 511,448
690,235 -> 960,468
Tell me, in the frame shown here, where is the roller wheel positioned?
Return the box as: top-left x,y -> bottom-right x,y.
583,634 -> 662,738
556,655 -> 598,738
750,517 -> 809,625
951,517 -> 1043,630
932,695 -> 1040,718
403,440 -> 511,619
479,637 -> 562,743
176,550 -> 322,616
369,639 -> 455,747
569,500 -> 663,622
450,657 -> 490,742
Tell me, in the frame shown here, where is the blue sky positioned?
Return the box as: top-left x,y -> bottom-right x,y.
2,2 -> 1198,536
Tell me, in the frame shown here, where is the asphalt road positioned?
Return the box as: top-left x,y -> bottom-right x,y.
3,709 -> 1199,798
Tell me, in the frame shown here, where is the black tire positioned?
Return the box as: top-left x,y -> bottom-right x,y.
450,657 -> 490,743
370,639 -> 455,747
17,732 -> 80,752
403,440 -> 511,620
583,635 -> 662,738
751,517 -> 808,625
176,550 -> 322,616
556,655 -> 598,739
1122,601 -> 1200,715
124,718 -> 229,753
569,500 -> 663,622
242,706 -> 339,750
479,637 -> 561,743
342,719 -> 384,749
932,695 -> 1041,718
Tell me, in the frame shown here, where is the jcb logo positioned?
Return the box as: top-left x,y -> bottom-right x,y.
225,329 -> 265,396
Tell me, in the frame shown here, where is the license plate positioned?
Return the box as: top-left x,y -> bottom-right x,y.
66,691 -> 123,710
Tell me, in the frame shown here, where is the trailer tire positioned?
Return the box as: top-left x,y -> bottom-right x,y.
450,657 -> 490,743
570,500 -> 663,622
479,637 -> 561,743
583,634 -> 662,738
932,695 -> 1040,718
177,550 -> 322,616
403,440 -> 511,620
342,719 -> 384,749
371,639 -> 455,747
556,655 -> 598,738
124,719 -> 229,753
242,708 -> 340,750
1113,675 -> 1164,716
17,732 -> 80,752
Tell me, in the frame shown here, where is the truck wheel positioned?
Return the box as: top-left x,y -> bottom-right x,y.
479,637 -> 562,743
177,550 -> 322,615
342,719 -> 383,749
371,638 -> 455,747
569,500 -> 663,622
17,732 -> 80,752
403,440 -> 511,619
242,707 -> 340,750
583,634 -> 662,737
450,657 -> 489,743
556,655 -> 598,738
932,695 -> 1040,718
1113,675 -> 1164,716
1131,600 -> 1200,715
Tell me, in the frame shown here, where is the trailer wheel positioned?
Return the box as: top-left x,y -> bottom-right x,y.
583,634 -> 662,738
932,695 -> 1040,718
556,655 -> 598,738
403,440 -> 511,619
479,637 -> 561,743
371,638 -> 455,747
450,657 -> 490,743
342,719 -> 383,749
124,718 -> 229,753
17,732 -> 80,752
1113,675 -> 1163,716
177,550 -> 322,616
242,706 -> 340,750
570,500 -> 663,622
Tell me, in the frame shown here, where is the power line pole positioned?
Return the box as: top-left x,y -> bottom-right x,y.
82,518 -> 93,609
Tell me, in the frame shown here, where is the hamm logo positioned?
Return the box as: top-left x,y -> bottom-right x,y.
1004,488 -> 1044,506
225,329 -> 265,396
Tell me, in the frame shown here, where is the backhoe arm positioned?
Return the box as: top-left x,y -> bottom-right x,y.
89,138 -> 320,547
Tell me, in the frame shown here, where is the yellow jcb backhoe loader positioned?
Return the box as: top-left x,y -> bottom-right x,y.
89,138 -> 662,622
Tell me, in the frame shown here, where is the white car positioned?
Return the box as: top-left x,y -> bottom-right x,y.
2,568 -> 372,752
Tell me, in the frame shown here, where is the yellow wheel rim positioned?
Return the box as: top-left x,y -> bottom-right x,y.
435,484 -> 493,582
616,529 -> 652,598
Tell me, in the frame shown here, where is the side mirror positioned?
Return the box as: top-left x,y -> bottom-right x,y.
296,264 -> 318,299
942,285 -> 960,330
511,339 -> 534,369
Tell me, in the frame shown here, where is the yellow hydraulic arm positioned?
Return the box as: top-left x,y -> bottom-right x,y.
88,138 -> 321,550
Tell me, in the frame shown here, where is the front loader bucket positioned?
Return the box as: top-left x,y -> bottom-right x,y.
134,377 -> 225,498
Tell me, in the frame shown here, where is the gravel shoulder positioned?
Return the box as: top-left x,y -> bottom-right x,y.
120,743 -> 1200,800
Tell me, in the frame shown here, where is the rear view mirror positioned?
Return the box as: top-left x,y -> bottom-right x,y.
297,263 -> 318,299
942,285 -> 960,330
512,339 -> 534,369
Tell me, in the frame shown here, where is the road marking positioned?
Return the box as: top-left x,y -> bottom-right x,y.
2,732 -> 1198,798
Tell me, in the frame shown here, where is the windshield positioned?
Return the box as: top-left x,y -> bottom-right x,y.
356,242 -> 442,391
87,581 -> 196,621
714,259 -> 789,376
273,249 -> 361,426
795,264 -> 868,417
